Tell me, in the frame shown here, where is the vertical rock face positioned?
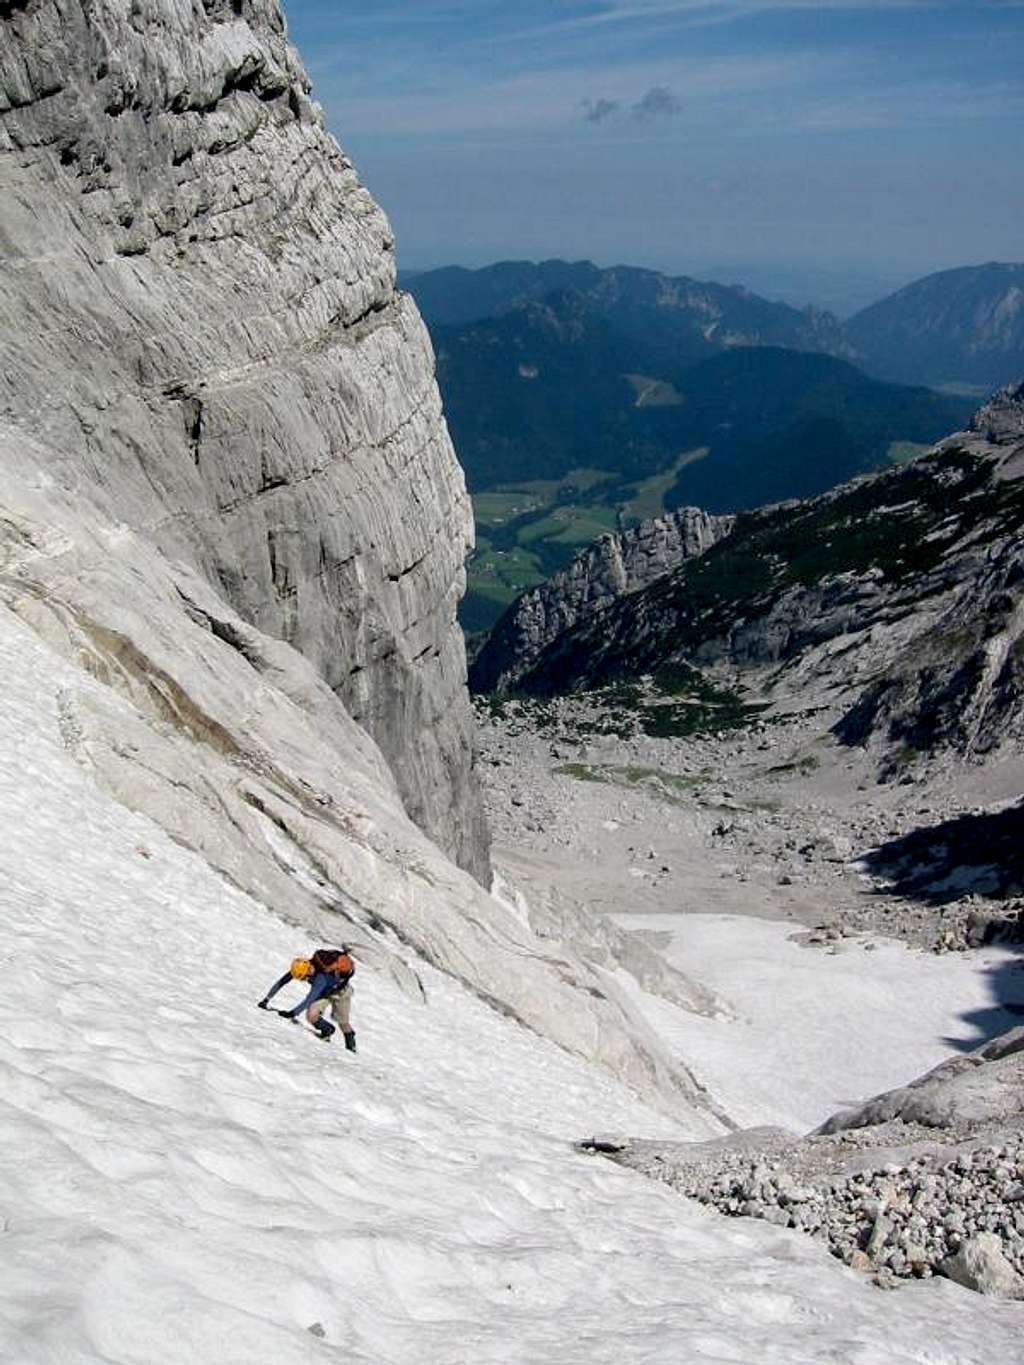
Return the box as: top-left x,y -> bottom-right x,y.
469,507 -> 734,694
0,0 -> 488,878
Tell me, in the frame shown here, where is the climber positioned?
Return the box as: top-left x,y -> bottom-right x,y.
258,947 -> 357,1050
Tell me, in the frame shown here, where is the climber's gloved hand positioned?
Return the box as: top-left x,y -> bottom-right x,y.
278,1010 -> 299,1022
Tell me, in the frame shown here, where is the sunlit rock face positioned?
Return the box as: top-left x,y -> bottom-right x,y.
0,0 -> 488,881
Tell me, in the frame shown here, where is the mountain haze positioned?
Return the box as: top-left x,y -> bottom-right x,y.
848,263 -> 1024,391
404,259 -> 972,633
435,301 -> 967,499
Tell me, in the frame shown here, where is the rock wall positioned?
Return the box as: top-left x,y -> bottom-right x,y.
0,0 -> 488,879
470,507 -> 733,694
835,384 -> 1024,762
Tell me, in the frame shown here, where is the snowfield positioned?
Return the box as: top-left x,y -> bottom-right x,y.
2,608 -> 1023,1363
617,912 -> 1022,1132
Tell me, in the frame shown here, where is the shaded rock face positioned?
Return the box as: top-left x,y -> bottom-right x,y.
859,804 -> 1024,919
835,384 -> 1024,763
470,508 -> 733,695
0,0 -> 488,879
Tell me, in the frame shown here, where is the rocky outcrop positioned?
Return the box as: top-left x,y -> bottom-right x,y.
584,1026 -> 1024,1295
817,1026 -> 1024,1135
470,508 -> 733,694
0,0 -> 487,879
835,384 -> 1024,762
492,386 -> 1024,770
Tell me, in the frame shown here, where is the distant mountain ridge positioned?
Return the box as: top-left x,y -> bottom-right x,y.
429,293 -> 967,496
408,258 -> 1024,393
406,258 -> 853,358
847,263 -> 1024,390
403,258 -> 1009,633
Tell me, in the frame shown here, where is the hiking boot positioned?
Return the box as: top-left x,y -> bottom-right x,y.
314,1018 -> 336,1040
343,1030 -> 357,1053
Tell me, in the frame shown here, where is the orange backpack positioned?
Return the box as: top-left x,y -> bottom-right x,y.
311,948 -> 355,979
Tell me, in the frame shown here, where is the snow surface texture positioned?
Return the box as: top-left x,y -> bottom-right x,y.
2,618 -> 1023,1360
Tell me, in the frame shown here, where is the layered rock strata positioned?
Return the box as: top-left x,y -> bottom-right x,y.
470,507 -> 733,694
836,384 -> 1024,761
0,0 -> 487,879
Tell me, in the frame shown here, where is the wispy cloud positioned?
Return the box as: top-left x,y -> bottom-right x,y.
321,51 -> 821,136
632,86 -> 682,118
582,97 -> 621,123
501,0 -> 1014,42
298,0 -> 1024,147
581,85 -> 685,123
788,79 -> 1024,131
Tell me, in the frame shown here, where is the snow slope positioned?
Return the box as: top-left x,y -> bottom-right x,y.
619,913 -> 1022,1131
2,609 -> 1023,1363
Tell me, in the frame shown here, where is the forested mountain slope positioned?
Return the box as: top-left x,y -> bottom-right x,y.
485,385 -> 1024,770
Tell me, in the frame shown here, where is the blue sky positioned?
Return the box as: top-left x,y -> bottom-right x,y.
281,2 -> 1024,310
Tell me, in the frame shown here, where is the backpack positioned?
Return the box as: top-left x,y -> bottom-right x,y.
311,947 -> 355,980
289,958 -> 314,980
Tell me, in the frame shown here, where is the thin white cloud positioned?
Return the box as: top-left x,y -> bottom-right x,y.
788,80 -> 1024,131
506,0 -> 1010,40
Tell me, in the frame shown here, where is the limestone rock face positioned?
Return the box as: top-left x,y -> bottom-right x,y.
0,427 -> 717,1120
470,508 -> 733,694
0,0 -> 488,879
835,383 -> 1024,761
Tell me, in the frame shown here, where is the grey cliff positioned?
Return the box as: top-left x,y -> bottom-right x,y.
0,0 -> 488,879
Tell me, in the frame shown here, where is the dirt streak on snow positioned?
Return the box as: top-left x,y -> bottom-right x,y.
1,607 -> 1023,1363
